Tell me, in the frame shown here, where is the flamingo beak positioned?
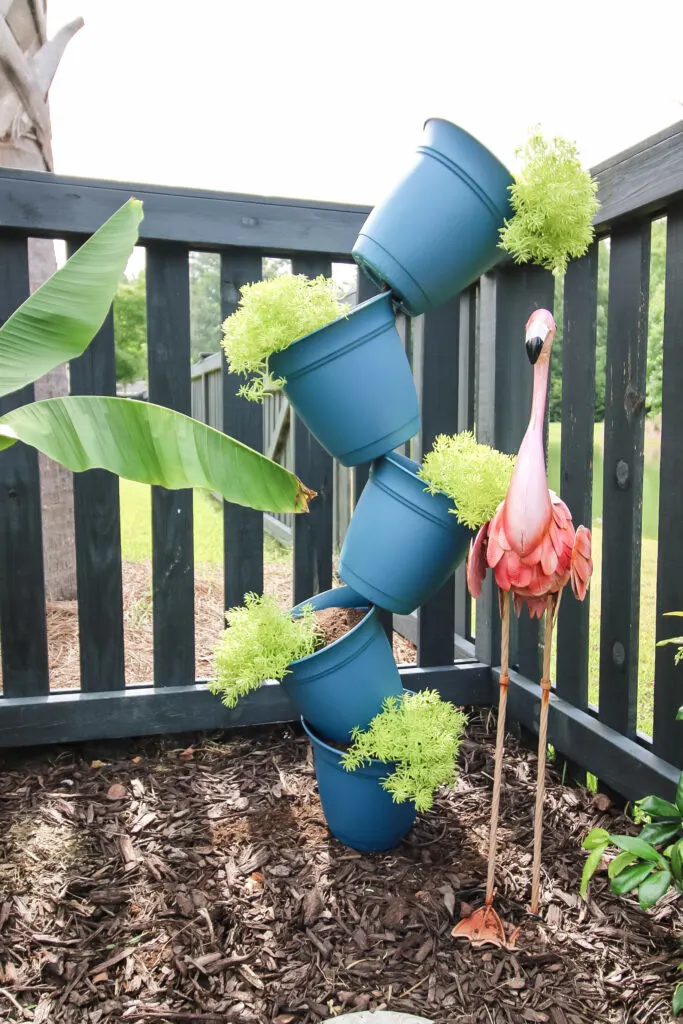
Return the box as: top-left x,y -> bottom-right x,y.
525,334 -> 544,364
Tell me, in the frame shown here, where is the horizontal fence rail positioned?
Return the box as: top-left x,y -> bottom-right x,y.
1,122 -> 683,807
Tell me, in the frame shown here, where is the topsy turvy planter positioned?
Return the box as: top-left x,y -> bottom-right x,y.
269,291 -> 419,467
279,585 -> 402,744
352,118 -> 513,317
338,452 -> 472,615
302,716 -> 416,851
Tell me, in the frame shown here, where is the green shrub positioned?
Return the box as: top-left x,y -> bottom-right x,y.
222,274 -> 348,402
342,689 -> 467,812
210,593 -> 320,707
418,431 -> 515,530
499,131 -> 599,276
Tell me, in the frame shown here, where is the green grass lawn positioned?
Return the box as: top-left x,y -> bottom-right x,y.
119,480 -> 289,568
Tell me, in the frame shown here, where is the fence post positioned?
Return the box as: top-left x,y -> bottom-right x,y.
454,287 -> 477,645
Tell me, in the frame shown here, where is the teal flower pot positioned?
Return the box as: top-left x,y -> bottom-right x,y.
269,292 -> 419,467
302,717 -> 416,851
338,452 -> 472,614
353,119 -> 513,316
280,586 -> 402,743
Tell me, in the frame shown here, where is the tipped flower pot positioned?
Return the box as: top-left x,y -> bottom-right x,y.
280,585 -> 403,744
338,452 -> 472,615
269,292 -> 419,467
302,717 -> 416,851
352,119 -> 513,317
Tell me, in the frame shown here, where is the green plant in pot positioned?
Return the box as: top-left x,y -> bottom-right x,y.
418,430 -> 516,530
209,586 -> 403,744
221,274 -> 420,468
221,274 -> 347,402
499,129 -> 599,276
304,689 -> 467,851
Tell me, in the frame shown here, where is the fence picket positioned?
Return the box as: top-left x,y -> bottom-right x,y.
221,251 -> 264,610
598,222 -> 650,737
653,207 -> 683,764
454,287 -> 477,644
146,244 -> 195,686
0,236 -> 49,697
291,256 -> 333,606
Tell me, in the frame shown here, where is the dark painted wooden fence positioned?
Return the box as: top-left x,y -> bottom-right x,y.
1,121 -> 683,808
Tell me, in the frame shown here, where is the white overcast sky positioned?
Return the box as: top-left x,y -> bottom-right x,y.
46,0 -> 682,207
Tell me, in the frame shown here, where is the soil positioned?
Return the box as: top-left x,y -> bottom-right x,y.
313,607 -> 366,649
0,713 -> 679,1023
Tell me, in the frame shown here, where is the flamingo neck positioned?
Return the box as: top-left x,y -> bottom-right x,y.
502,355 -> 552,554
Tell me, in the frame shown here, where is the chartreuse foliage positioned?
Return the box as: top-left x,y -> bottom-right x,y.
210,594 -> 320,708
221,274 -> 348,402
418,431 -> 515,530
342,689 -> 467,812
499,131 -> 599,276
0,200 -> 313,515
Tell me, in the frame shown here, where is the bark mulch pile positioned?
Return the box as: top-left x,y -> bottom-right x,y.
0,714 -> 679,1024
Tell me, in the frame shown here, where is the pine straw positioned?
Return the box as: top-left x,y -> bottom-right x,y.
0,559 -> 416,691
0,714 -> 679,1023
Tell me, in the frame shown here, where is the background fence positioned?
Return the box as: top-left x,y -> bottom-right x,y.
0,122 -> 683,807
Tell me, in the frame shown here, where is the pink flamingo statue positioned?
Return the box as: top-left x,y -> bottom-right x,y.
453,308 -> 593,947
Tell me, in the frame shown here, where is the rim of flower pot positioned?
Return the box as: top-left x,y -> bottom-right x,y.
288,599 -> 376,669
283,289 -> 395,356
301,693 -> 415,761
420,118 -> 513,222
380,450 -> 453,505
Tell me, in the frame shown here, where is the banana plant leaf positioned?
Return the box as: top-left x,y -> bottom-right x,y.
0,199 -> 143,399
0,397 -> 315,514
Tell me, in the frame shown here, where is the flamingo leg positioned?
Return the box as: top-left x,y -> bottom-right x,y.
453,590 -> 517,949
530,595 -> 556,915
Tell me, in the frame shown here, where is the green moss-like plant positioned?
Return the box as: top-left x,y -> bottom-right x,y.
342,689 -> 467,812
418,430 -> 515,530
210,593 -> 320,708
499,130 -> 599,276
222,274 -> 348,402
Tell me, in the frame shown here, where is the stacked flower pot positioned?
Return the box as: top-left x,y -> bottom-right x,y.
272,119 -> 513,851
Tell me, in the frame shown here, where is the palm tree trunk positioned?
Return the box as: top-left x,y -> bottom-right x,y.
0,2 -> 83,600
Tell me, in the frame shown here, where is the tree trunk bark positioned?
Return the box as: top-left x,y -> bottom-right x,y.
0,4 -> 83,600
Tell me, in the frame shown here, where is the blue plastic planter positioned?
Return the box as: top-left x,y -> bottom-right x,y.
338,452 -> 472,615
280,585 -> 402,743
269,292 -> 419,467
353,119 -> 513,317
302,717 -> 416,851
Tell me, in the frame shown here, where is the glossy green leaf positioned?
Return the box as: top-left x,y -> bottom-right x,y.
676,773 -> 683,814
580,843 -> 608,898
640,821 -> 682,846
582,827 -> 611,851
638,869 -> 672,910
608,851 -> 636,879
638,796 -> 682,820
673,983 -> 683,1016
0,397 -> 315,513
609,862 -> 655,895
671,841 -> 683,882
678,707 -> 683,722
0,200 -> 142,399
610,835 -> 667,865
665,612 -> 683,618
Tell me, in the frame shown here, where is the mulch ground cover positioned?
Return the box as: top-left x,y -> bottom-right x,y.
0,713 -> 680,1024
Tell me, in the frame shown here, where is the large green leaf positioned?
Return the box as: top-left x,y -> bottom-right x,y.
580,843 -> 608,898
638,868 -> 672,909
0,199 -> 142,399
0,397 -> 315,513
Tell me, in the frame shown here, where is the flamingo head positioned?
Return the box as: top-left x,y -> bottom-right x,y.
525,308 -> 556,365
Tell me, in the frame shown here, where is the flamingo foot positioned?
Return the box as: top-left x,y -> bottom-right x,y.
451,903 -> 519,950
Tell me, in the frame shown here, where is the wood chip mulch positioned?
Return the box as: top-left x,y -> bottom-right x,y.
0,713 -> 679,1024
